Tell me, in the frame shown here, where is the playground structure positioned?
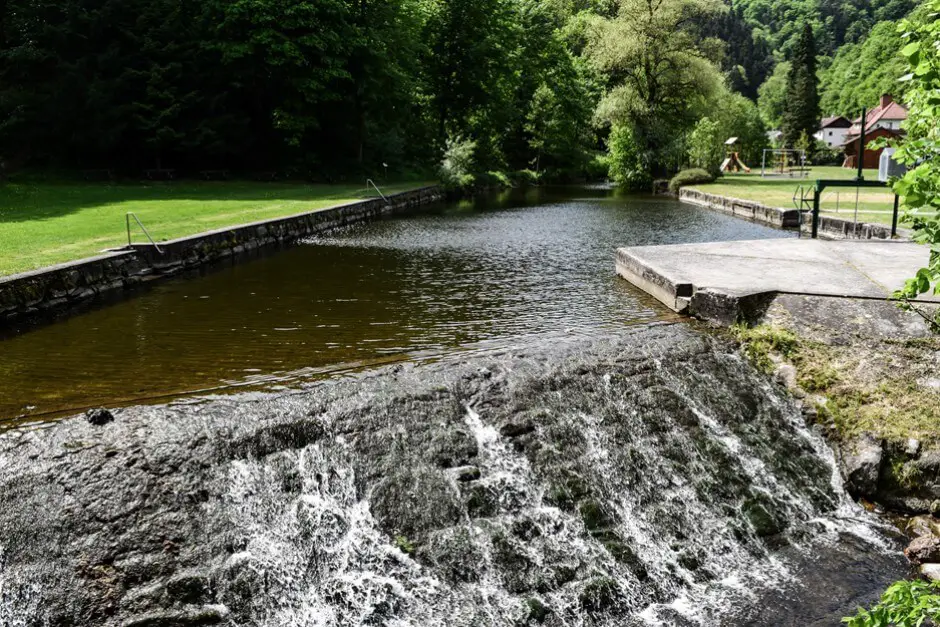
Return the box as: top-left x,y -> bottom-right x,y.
719,137 -> 751,173
761,148 -> 808,178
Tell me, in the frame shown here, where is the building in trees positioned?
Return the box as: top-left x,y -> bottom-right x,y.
815,116 -> 852,148
841,94 -> 908,168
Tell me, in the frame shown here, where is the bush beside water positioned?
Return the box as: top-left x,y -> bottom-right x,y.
668,168 -> 715,193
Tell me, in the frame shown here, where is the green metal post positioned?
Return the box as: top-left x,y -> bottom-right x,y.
812,182 -> 822,239
892,194 -> 900,238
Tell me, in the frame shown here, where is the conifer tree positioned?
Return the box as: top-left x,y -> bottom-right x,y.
781,23 -> 820,150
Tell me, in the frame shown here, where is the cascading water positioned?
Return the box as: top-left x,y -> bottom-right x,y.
0,325 -> 905,627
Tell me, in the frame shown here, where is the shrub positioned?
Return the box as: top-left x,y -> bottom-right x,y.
584,152 -> 610,181
842,579 -> 940,626
608,124 -> 653,191
687,117 -> 724,175
439,137 -> 477,189
668,168 -> 714,193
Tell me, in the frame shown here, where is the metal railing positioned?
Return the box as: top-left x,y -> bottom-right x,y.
125,212 -> 164,254
366,179 -> 390,205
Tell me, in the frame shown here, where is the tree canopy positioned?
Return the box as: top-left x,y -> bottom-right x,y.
0,0 -> 927,185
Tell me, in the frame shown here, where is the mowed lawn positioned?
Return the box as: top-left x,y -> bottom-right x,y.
693,166 -> 906,226
0,180 -> 433,276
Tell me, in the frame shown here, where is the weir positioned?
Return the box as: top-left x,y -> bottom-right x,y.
0,326 -> 905,625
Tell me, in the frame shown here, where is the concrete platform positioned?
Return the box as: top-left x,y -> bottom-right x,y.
616,239 -> 938,324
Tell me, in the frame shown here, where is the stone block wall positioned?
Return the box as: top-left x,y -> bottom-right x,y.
0,186 -> 443,327
679,188 -> 801,229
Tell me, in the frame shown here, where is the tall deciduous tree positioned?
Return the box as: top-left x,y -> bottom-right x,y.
781,23 -> 819,150
587,0 -> 725,182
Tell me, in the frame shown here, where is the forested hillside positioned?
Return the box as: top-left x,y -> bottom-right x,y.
0,0 -> 928,184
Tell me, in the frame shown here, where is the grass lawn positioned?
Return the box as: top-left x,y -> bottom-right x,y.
693,166 -> 906,226
0,179 -> 433,276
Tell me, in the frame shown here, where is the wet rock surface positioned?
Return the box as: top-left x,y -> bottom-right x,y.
841,434 -> 885,498
0,325 -> 905,626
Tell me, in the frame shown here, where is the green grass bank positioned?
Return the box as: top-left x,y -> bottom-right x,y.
693,166 -> 902,226
0,180 -> 433,276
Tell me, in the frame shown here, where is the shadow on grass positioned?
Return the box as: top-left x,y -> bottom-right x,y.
0,179 -> 427,224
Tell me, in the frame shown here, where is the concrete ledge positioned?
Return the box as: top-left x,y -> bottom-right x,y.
679,188 -> 800,228
0,186 -> 443,327
616,238 -> 937,325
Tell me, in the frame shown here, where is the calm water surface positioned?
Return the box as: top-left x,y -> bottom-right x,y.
0,186 -> 793,422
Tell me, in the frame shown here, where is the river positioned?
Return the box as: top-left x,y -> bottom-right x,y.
1,186 -> 791,423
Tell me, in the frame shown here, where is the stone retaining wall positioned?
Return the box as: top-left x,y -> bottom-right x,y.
803,213 -> 894,240
0,186 -> 443,327
679,188 -> 800,228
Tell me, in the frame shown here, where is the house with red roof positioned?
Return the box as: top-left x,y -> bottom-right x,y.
842,94 -> 907,169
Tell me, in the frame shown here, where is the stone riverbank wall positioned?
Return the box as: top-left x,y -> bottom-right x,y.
679,188 -> 800,229
803,213 -> 895,240
679,187 -> 897,240
0,186 -> 443,328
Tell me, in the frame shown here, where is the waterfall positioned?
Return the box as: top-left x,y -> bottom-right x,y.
0,325 -> 904,626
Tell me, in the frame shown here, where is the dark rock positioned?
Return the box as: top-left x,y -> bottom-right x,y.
452,466 -> 481,482
85,407 -> 114,426
165,570 -> 211,604
500,418 -> 535,438
525,597 -> 552,623
0,325 -> 892,625
370,466 -> 463,538
742,494 -> 785,537
578,577 -> 622,613
905,535 -> 940,565
123,606 -> 227,626
931,500 -> 940,517
416,526 -> 486,584
429,428 -> 478,468
840,434 -> 883,498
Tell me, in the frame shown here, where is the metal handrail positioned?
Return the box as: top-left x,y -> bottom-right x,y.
366,179 -> 390,204
126,212 -> 164,254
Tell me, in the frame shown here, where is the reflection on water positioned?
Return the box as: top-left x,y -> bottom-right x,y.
0,186 -> 793,422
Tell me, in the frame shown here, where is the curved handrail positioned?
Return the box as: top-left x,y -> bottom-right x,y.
126,212 -> 164,254
366,179 -> 390,205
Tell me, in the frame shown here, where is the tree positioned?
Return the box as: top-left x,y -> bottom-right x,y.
420,0 -> 518,147
889,0 -> 940,314
687,117 -> 723,174
757,61 -> 790,129
818,20 -> 909,118
587,0 -> 725,180
713,88 -> 767,165
781,23 -> 820,150
696,5 -> 775,100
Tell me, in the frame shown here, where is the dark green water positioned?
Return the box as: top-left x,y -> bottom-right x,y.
0,186 -> 793,423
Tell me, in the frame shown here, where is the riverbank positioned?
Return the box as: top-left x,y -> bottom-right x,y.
726,299 -> 940,580
692,166 -> 898,226
0,179 -> 434,276
0,185 -> 443,328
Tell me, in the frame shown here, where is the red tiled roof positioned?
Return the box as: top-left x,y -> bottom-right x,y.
849,100 -> 908,134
